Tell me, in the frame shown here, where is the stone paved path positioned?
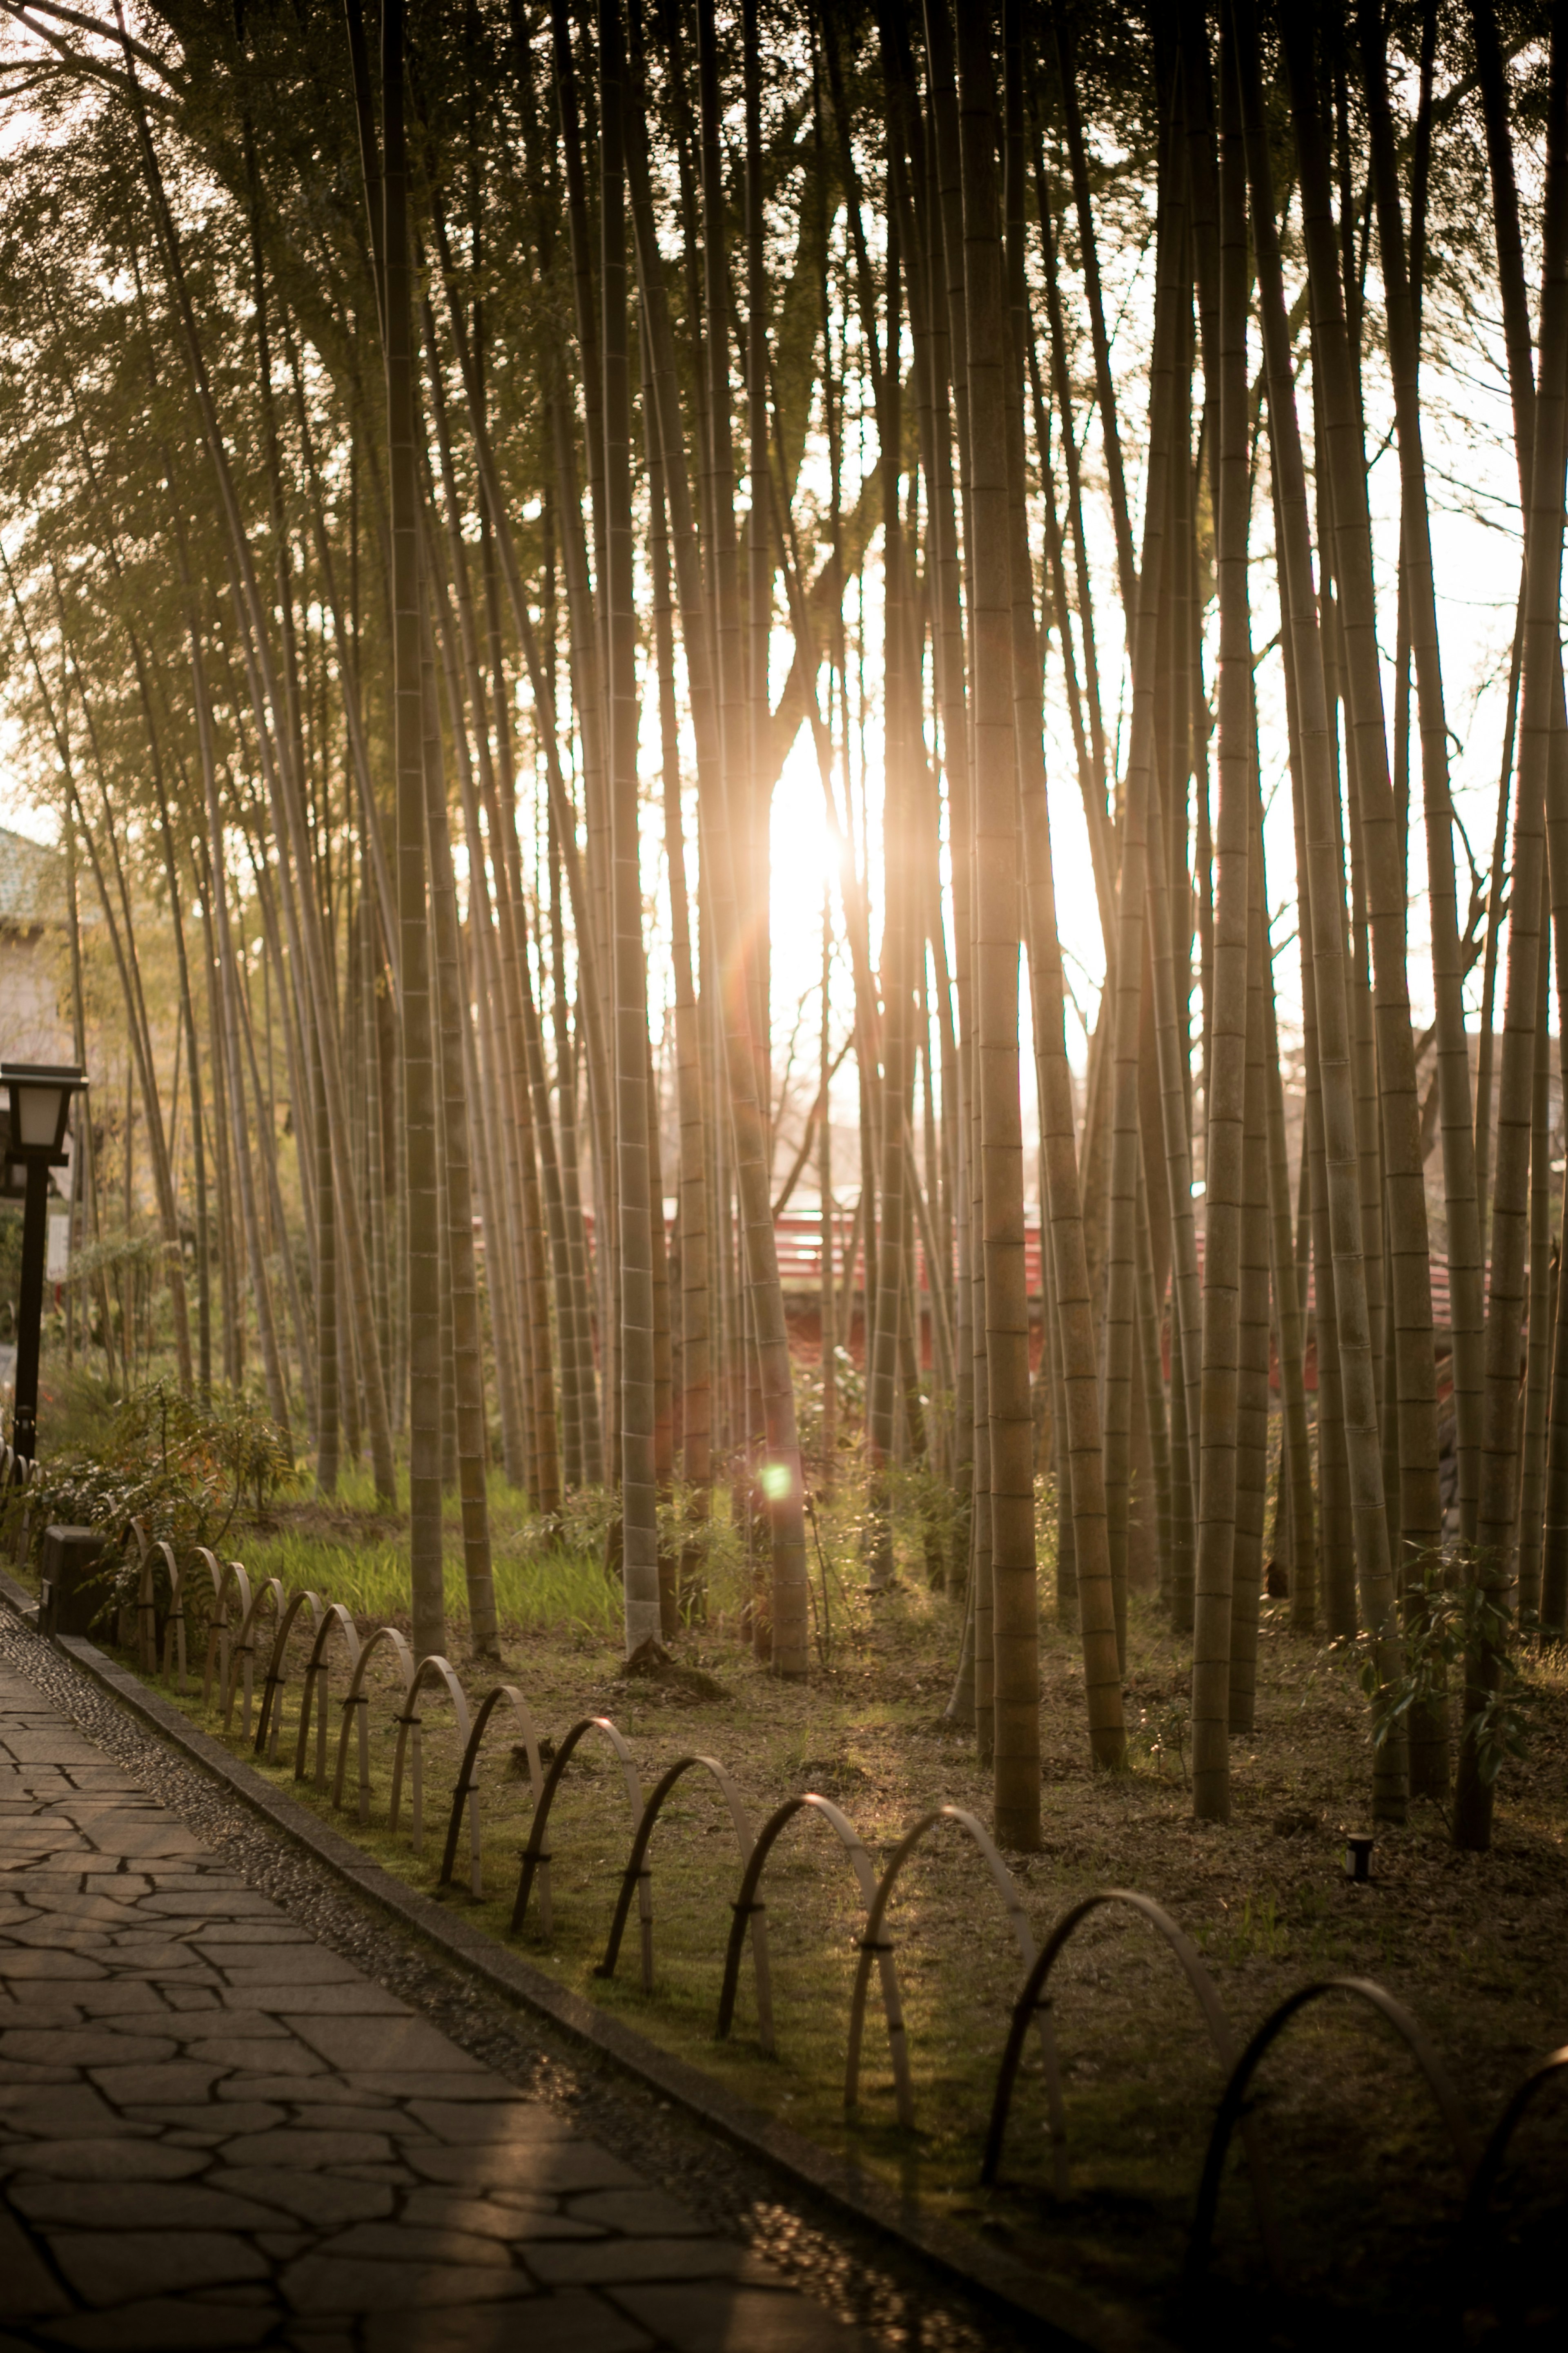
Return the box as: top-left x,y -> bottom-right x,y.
0,1652 -> 863,2353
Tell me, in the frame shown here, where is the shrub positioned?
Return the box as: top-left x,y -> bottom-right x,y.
6,1383 -> 299,1621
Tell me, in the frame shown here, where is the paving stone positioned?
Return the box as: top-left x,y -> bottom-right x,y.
188,1918 -> 317,1942
0,2206 -> 74,2318
141,1872 -> 250,1891
47,2226 -> 272,2303
1,2029 -> 180,2068
0,1951 -> 106,1981
0,2084 -> 143,2137
122,2102 -> 287,2136
184,2034 -> 326,2074
363,2291 -> 650,2353
321,2219 -> 519,2268
606,2286 -> 861,2353
218,1950 -> 365,1987
281,2253 -> 535,2314
150,2007 -> 293,2043
570,2187 -> 719,2236
94,1940 -> 216,1973
403,2140 -> 643,2194
78,1822 -> 206,1860
39,2295 -> 281,2350
401,2099 -> 589,2147
0,1924 -> 129,1957
87,2060 -> 230,2104
526,2239 -> 752,2287
241,1980 -> 414,2016
141,1892 -> 283,1919
255,2230 -> 311,2262
348,2070 -> 520,2105
218,2125 -> 399,2168
399,2186 -> 606,2241
11,2177 -> 287,2230
207,2166 -> 397,2225
74,1985 -> 173,2017
0,1737 -> 104,1763
283,2103 -> 405,2135
1,2137 -> 208,2180
216,2072 -> 356,2104
284,2013 -> 480,2073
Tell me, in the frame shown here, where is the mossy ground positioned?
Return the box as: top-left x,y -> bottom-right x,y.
58,1473 -> 1566,2344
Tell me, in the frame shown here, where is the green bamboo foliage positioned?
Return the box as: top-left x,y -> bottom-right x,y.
1242,0 -> 1407,1824
602,0 -> 659,1654
382,0 -> 443,1660
955,0 -> 1040,1850
0,0 -> 1556,1858
1466,17 -> 1568,1848
1189,9 -> 1252,1825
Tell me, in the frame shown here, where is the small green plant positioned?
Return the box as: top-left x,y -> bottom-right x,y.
1134,1697 -> 1189,1787
1359,1561 -> 1535,1791
1223,1891 -> 1288,1963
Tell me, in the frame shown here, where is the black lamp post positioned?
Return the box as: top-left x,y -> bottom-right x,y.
2,1064 -> 87,1468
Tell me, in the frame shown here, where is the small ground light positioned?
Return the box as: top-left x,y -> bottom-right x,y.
1345,1833 -> 1374,1882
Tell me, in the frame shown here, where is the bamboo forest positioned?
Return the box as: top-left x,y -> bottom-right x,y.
0,1 -> 1563,2335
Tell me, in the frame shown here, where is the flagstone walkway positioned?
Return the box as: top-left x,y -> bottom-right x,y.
0,1650 -> 863,2353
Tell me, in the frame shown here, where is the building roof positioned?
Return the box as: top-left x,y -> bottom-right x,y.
0,827 -> 64,927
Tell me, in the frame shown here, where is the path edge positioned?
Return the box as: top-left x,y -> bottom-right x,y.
0,1566 -> 1165,2353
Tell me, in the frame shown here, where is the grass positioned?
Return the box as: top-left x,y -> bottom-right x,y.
236,1473 -> 623,1642
75,1468 -> 1566,2346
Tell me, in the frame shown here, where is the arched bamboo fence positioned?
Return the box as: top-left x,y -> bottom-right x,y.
61,1536 -> 1566,2301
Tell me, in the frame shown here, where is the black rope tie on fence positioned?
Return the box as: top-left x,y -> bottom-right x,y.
857,1935 -> 895,1956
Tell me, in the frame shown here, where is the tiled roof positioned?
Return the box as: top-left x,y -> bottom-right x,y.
0,826 -> 64,925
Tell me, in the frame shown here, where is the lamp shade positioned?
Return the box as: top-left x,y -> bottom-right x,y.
0,1065 -> 87,1164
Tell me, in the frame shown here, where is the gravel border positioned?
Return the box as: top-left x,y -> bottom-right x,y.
0,1576 -> 1153,2353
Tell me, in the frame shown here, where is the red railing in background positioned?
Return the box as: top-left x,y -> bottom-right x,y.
541,1207 -> 1459,1323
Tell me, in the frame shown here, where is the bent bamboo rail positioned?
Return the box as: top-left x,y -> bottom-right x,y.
509,1717 -> 645,1959
1185,1976 -> 1475,2286
154,1539 -> 186,1692
844,1804 -> 1042,2134
294,1604 -> 361,1789
390,1654 -> 472,1856
331,1623 -> 413,1822
254,1588 -> 325,1761
595,1753 -> 770,2010
1459,2041 -> 1568,2313
438,1684 -> 548,1902
129,1519 -> 156,1674
982,1889 -> 1238,2196
197,1550 -> 246,1715
1462,2041 -> 1568,2237
714,1792 -> 904,2107
227,1573 -> 284,1739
